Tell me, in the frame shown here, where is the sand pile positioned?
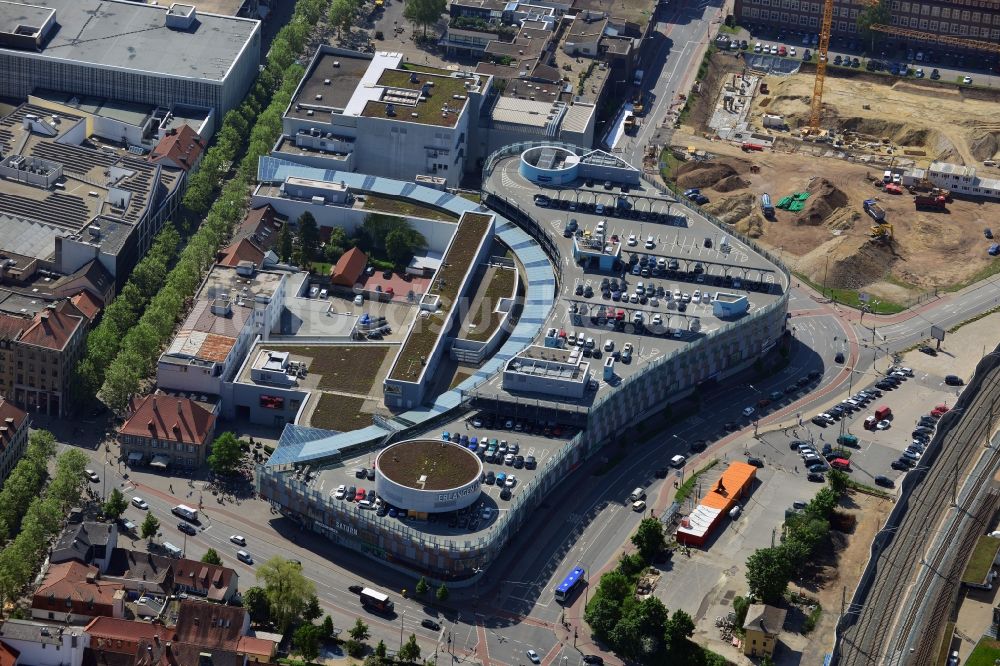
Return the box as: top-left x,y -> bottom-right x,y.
793,178 -> 848,226
703,193 -> 765,237
714,174 -> 751,192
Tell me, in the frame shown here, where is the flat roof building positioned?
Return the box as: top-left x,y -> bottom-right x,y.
0,0 -> 260,118
503,344 -> 591,399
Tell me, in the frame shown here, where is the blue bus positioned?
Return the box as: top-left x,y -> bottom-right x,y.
554,566 -> 586,603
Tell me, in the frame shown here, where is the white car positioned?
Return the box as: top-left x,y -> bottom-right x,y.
230,535 -> 247,546
527,650 -> 541,664
334,484 -> 347,500
789,46 -> 797,57
353,294 -> 364,306
770,44 -> 778,55
754,42 -> 763,52
604,339 -> 614,351
505,475 -> 517,487
693,289 -> 701,301
85,469 -> 99,483
963,75 -> 973,85
131,497 -> 149,510
632,500 -> 647,512
702,292 -> 711,303
644,235 -> 655,249
673,289 -> 682,300
742,406 -> 756,417
876,419 -> 891,430
652,314 -> 663,326
627,233 -> 637,246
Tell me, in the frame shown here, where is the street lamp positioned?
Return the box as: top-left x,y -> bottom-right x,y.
399,610 -> 406,650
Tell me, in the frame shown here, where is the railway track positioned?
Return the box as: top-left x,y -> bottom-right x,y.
837,362 -> 1000,665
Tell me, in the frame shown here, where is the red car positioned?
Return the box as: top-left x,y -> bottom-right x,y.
355,488 -> 366,501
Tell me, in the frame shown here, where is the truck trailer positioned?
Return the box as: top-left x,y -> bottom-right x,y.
914,194 -> 947,210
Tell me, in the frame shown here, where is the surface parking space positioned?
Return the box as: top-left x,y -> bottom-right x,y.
312,414 -> 576,540
750,365 -> 962,487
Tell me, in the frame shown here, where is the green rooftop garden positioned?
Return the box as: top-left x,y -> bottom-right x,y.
362,68 -> 473,127
388,212 -> 492,382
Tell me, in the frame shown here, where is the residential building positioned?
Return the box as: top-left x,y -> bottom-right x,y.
118,395 -> 218,470
742,604 -> 787,658
156,264 -> 286,396
217,205 -> 283,268
735,0 -> 1000,42
0,397 -> 28,488
83,617 -> 160,660
563,15 -> 607,56
31,562 -> 125,624
50,522 -> 118,573
148,126 -> 206,172
173,600 -> 250,651
330,247 -> 368,287
0,299 -> 88,417
0,104 -> 186,290
103,548 -> 239,603
0,0 -> 261,119
0,620 -> 89,666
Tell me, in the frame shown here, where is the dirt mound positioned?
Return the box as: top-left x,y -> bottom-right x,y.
714,174 -> 750,192
970,132 -> 1000,161
793,178 -> 848,226
825,241 -> 898,290
675,161 -> 739,189
703,193 -> 766,237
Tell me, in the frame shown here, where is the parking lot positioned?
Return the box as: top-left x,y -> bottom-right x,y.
311,413 -> 578,539
528,180 -> 785,387
743,362 -> 964,491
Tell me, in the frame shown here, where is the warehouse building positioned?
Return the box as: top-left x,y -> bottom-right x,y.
0,0 -> 260,120
676,462 -> 757,547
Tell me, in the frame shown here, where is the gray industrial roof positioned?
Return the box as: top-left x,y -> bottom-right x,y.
2,0 -> 259,82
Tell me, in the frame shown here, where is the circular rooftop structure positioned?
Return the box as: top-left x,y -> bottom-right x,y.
375,439 -> 483,513
519,145 -> 580,186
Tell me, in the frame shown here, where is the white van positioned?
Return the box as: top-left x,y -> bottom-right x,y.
729,505 -> 742,519
671,454 -> 687,468
629,487 -> 646,502
163,542 -> 183,558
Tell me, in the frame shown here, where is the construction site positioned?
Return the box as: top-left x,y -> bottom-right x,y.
662,50 -> 1000,306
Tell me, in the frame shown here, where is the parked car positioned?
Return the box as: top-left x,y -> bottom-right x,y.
807,472 -> 826,482
945,374 -> 965,386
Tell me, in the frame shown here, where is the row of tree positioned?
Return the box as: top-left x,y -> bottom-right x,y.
0,434 -> 89,607
744,480 -> 843,604
0,430 -> 57,544
273,212 -> 427,271
585,518 -> 725,664
84,2 -> 336,411
73,224 -> 180,402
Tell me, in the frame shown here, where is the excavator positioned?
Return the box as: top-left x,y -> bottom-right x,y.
870,222 -> 893,244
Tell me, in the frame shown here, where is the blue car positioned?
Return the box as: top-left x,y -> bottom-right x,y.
692,194 -> 709,205
442,431 -> 450,441
388,507 -> 398,517
683,188 -> 701,198
495,472 -> 507,484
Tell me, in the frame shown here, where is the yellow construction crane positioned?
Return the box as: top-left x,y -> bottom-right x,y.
807,0 -> 836,131
808,4 -> 1000,132
870,222 -> 893,243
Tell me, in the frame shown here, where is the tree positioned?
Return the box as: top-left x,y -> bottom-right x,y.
631,518 -> 666,562
294,624 -> 321,662
585,593 -> 622,641
375,640 -> 387,658
436,583 -> 449,602
857,0 -> 891,41
102,490 -> 128,523
257,556 -> 316,632
207,431 -> 242,476
346,640 -> 366,658
827,468 -> 850,496
328,0 -> 357,35
349,617 -> 370,642
304,594 -> 323,622
322,615 -> 334,639
385,228 -> 416,266
415,576 -> 429,597
140,512 -> 160,541
243,586 -> 270,623
277,222 -> 293,262
596,569 -> 633,603
403,0 -> 446,36
201,548 -> 223,566
664,609 -> 695,652
398,633 -> 421,662
745,547 -> 792,604
324,227 -> 348,262
295,212 -> 320,267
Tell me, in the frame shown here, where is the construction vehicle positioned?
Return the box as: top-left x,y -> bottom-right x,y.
624,115 -> 641,134
863,199 -> 886,222
884,183 -> 902,194
741,142 -> 765,152
914,194 -> 948,210
870,223 -> 894,243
